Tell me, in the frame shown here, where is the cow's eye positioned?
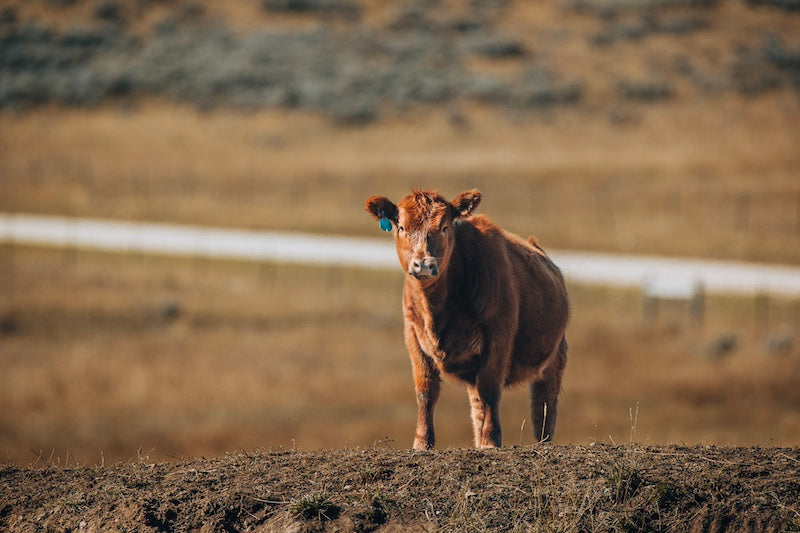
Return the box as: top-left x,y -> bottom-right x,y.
441,226 -> 448,235
398,225 -> 405,234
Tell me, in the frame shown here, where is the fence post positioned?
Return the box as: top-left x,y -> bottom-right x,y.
734,192 -> 750,232
642,277 -> 704,326
689,282 -> 705,327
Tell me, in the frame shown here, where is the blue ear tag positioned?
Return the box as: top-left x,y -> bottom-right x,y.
379,216 -> 392,232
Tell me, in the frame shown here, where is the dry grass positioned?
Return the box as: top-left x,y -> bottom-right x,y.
2,95 -> 800,263
1,245 -> 798,465
4,445 -> 800,532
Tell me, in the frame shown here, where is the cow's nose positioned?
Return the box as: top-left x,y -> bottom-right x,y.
412,257 -> 439,277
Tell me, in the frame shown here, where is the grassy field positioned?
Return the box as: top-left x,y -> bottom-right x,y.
2,244 -> 799,465
2,98 -> 800,265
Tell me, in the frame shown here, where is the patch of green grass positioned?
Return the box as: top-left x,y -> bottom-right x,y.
606,462 -> 645,504
652,480 -> 683,508
352,491 -> 391,529
288,491 -> 340,521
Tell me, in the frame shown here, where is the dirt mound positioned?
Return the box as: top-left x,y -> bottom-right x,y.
2,445 -> 798,532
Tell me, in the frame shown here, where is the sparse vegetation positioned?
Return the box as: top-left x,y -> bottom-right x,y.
605,461 -> 645,503
2,446 -> 799,532
289,491 -> 341,521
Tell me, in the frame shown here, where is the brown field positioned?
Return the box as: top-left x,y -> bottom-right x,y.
2,97 -> 800,264
2,244 -> 799,466
1,94 -> 800,465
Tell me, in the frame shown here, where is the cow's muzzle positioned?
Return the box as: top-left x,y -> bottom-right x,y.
411,257 -> 439,278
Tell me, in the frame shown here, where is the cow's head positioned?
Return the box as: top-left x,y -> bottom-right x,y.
365,189 -> 482,280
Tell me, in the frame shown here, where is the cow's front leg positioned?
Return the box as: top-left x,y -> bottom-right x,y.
406,333 -> 441,450
467,332 -> 513,448
467,380 -> 502,448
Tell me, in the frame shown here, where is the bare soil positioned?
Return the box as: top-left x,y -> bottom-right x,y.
2,445 -> 799,532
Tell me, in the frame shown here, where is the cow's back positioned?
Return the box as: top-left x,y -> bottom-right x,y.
456,215 -> 568,328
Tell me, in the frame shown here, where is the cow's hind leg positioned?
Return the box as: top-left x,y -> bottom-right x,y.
530,337 -> 567,443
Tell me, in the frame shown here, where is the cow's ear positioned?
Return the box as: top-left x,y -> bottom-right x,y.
451,189 -> 482,217
365,196 -> 398,224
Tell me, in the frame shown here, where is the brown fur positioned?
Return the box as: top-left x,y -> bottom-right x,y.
365,189 -> 569,449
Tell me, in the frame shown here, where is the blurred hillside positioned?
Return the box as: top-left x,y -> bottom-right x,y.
1,0 -> 800,263
1,0 -> 800,122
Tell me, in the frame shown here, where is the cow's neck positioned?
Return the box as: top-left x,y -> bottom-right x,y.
407,254 -> 464,317
408,275 -> 447,314
405,223 -> 482,319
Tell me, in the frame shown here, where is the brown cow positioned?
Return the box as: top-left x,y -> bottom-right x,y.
365,189 -> 569,449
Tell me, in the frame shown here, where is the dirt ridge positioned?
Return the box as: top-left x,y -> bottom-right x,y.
3,445 -> 799,532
